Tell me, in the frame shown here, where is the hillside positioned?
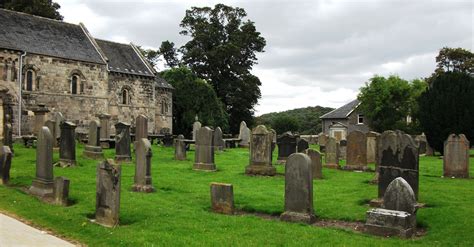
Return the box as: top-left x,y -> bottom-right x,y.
255,106 -> 334,134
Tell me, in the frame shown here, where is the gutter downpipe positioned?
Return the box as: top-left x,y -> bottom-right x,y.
18,51 -> 26,137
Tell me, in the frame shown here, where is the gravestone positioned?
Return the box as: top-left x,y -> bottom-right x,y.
161,133 -> 174,147
297,138 -> 309,153
53,176 -> 70,206
115,122 -> 132,162
83,120 -> 104,159
133,138 -> 154,192
210,182 -> 234,215
270,129 -> 277,154
174,134 -> 187,160
44,120 -> 57,148
305,148 -> 322,179
58,121 -> 76,167
366,177 -> 417,238
318,134 -> 328,152
98,113 -> 112,148
192,117 -> 201,140
425,142 -> 434,156
135,114 -> 148,141
324,137 -> 339,168
193,127 -> 216,171
3,114 -> 13,152
29,127 -> 54,198
345,131 -> 368,170
280,153 -> 316,224
246,125 -> 276,176
367,131 -> 380,163
339,139 -> 347,160
31,104 -> 49,135
0,146 -> 12,184
277,132 -> 297,162
443,134 -> 469,178
213,127 -> 225,151
95,159 -> 121,227
415,135 -> 427,155
53,112 -> 64,141
238,121 -> 251,147
377,130 -> 419,199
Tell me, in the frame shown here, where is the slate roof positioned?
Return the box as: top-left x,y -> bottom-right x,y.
320,99 -> 360,119
155,75 -> 174,90
95,39 -> 155,77
0,9 -> 105,64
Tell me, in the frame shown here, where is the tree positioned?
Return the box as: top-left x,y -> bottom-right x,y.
160,67 -> 228,137
137,46 -> 160,68
1,0 -> 63,20
434,47 -> 474,76
418,72 -> 474,154
358,75 -> 426,133
271,115 -> 300,135
178,4 -> 266,133
159,41 -> 179,68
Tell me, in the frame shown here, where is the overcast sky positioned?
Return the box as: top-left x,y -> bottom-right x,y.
57,0 -> 473,115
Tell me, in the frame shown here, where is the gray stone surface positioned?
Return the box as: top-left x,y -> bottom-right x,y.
367,131 -> 380,163
246,125 -> 276,176
115,122 -> 132,162
58,121 -> 76,167
213,127 -> 225,151
44,120 -> 57,148
338,140 -> 347,160
29,127 -> 54,198
297,138 -> 309,153
0,146 -> 12,184
305,148 -> 322,179
135,114 -> 148,141
365,208 -> 415,238
383,177 -> 417,214
318,134 -> 328,152
238,121 -> 251,147
415,134 -> 427,155
174,134 -> 186,160
83,120 -> 104,159
280,153 -> 316,224
192,119 -> 201,140
53,112 -> 64,140
133,138 -> 154,192
345,131 -> 368,170
210,182 -> 234,214
53,176 -> 70,206
32,105 -> 49,136
193,127 -> 216,171
277,132 -> 297,162
98,113 -> 112,148
324,137 -> 339,168
96,159 -> 121,227
443,134 -> 469,178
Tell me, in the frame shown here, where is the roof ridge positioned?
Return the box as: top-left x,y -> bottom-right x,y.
94,38 -> 132,47
0,8 -> 77,27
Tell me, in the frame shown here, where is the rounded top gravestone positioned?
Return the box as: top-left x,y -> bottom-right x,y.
383,177 -> 417,214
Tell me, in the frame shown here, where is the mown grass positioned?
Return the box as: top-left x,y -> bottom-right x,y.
0,143 -> 473,246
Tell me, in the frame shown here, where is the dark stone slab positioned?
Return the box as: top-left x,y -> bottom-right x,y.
345,131 -> 368,170
277,132 -> 297,162
115,122 -> 132,162
58,121 -> 76,167
95,159 -> 121,227
29,127 -> 54,198
297,139 -> 309,153
210,182 -> 234,214
193,127 -> 216,171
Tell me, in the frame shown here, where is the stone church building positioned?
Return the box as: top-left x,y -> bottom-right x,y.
0,9 -> 173,140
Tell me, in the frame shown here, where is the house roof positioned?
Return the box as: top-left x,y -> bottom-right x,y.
95,39 -> 154,77
155,75 -> 174,90
0,9 -> 105,64
320,99 -> 360,119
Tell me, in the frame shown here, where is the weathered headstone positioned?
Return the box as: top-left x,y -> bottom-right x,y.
443,134 -> 469,178
277,132 -> 297,162
98,113 -> 112,148
345,131 -> 368,170
193,127 -> 216,171
31,104 -> 49,135
238,121 -> 251,147
324,137 -> 339,168
246,125 -> 276,176
367,131 -> 380,163
29,127 -> 54,197
132,138 -> 154,192
135,114 -> 148,141
339,139 -> 347,160
213,127 -> 225,151
415,135 -> 427,155
0,146 -> 12,184
377,130 -> 419,199
115,122 -> 132,162
192,117 -> 202,140
174,134 -> 187,160
53,112 -> 64,140
305,148 -> 322,179
297,138 -> 309,153
44,120 -> 57,148
161,133 -> 174,147
95,159 -> 121,227
425,142 -> 434,156
210,182 -> 234,215
58,121 -> 76,167
83,120 -> 104,159
53,176 -> 70,206
366,177 -> 417,238
280,153 -> 316,224
318,134 -> 328,152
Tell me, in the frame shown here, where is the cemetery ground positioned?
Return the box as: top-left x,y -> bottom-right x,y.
0,144 -> 473,246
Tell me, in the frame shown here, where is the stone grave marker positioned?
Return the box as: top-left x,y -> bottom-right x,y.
213,127 -> 225,151
0,146 -> 12,184
339,139 -> 347,160
297,138 -> 309,153
210,182 -> 234,215
305,148 -> 322,179
115,122 -> 132,162
192,117 -> 201,140
83,120 -> 104,159
95,159 -> 121,227
415,134 -> 427,155
318,134 -> 328,152
324,137 -> 339,168
174,134 -> 186,160
53,112 -> 64,140
245,125 -> 276,176
29,127 -> 54,198
135,114 -> 148,141
58,121 -> 76,167
98,113 -> 112,148
53,176 -> 70,206
367,131 -> 380,163
238,121 -> 251,147
277,132 -> 297,162
345,131 -> 368,170
44,120 -> 57,148
133,138 -> 154,192
443,134 -> 469,178
280,153 -> 316,224
193,127 -> 216,171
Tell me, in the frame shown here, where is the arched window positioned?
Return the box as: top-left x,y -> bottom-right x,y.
25,70 -> 33,91
71,75 -> 78,94
121,89 -> 130,105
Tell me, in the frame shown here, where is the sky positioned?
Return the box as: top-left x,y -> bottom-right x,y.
57,0 -> 473,115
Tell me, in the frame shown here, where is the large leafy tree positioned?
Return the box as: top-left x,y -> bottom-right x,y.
358,75 -> 426,133
178,4 -> 266,133
160,67 -> 228,137
433,47 -> 474,76
418,72 -> 474,154
1,0 -> 63,20
159,41 -> 180,68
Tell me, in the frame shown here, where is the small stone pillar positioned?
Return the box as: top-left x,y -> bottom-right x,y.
210,182 -> 234,214
115,122 -> 132,163
29,127 -> 54,197
132,138 -> 154,192
193,126 -> 216,171
443,134 -> 469,178
31,104 -> 50,136
174,134 -> 186,160
83,120 -> 104,159
280,153 -> 316,224
0,146 -> 12,184
213,127 -> 225,151
135,114 -> 148,141
245,125 -> 276,176
58,121 -> 76,167
95,159 -> 121,227
53,176 -> 70,206
192,118 -> 201,140
305,148 -> 322,179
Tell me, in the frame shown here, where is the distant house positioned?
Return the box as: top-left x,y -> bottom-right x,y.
319,99 -> 370,141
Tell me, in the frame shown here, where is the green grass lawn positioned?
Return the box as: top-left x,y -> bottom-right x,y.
0,143 -> 473,246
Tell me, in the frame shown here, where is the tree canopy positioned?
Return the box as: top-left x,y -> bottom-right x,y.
1,0 -> 63,20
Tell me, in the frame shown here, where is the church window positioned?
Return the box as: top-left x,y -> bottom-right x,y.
122,89 -> 130,105
25,70 -> 34,91
71,75 -> 79,94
